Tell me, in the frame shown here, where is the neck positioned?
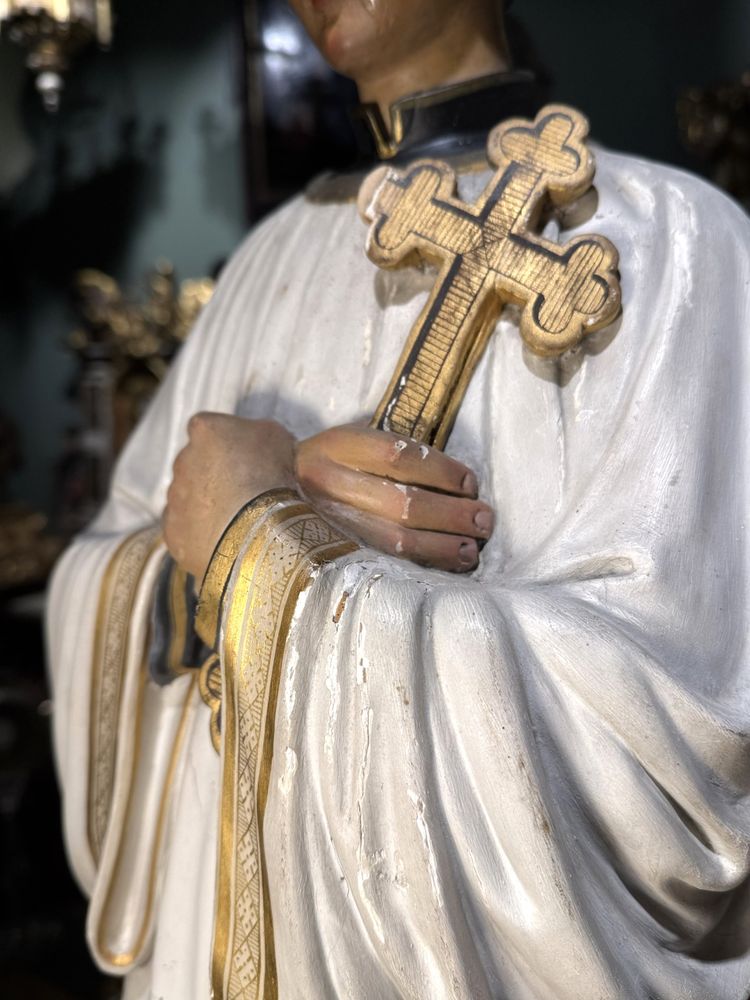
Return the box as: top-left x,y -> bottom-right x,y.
356,14 -> 510,125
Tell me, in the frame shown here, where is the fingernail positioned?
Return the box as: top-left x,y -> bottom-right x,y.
459,542 -> 477,566
462,472 -> 478,497
474,510 -> 493,535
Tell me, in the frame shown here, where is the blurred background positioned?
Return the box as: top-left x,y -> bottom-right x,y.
0,1 -> 746,996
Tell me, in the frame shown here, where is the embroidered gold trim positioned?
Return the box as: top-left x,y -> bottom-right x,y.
95,670 -> 198,967
196,489 -> 299,650
167,562 -> 193,677
199,652 -> 222,754
208,496 -> 355,999
88,526 -> 161,863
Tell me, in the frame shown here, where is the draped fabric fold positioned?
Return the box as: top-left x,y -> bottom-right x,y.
49,527 -> 201,974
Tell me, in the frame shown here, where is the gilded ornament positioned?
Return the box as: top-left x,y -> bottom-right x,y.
361,104 -> 622,447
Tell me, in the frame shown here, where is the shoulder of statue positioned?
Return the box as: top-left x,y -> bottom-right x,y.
592,147 -> 749,233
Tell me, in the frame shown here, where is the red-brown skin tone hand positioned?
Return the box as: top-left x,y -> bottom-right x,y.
163,413 -> 297,582
164,414 -> 494,583
295,424 -> 493,573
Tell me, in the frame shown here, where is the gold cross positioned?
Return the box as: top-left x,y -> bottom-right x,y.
361,104 -> 621,447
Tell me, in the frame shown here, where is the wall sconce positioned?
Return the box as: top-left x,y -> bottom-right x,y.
0,1 -> 112,112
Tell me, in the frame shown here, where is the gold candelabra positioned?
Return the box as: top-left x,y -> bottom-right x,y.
61,262 -> 215,531
678,71 -> 750,209
0,0 -> 112,111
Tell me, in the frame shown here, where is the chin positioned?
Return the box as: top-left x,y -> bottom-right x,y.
317,8 -> 378,78
320,30 -> 359,76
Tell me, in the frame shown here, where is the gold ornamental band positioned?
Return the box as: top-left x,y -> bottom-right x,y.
88,526 -> 162,863
200,492 -> 355,1000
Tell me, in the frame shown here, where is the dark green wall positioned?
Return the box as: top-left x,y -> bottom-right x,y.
515,0 -> 748,168
0,0 -> 247,514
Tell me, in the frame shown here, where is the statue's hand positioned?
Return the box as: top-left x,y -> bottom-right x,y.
295,424 -> 493,573
164,413 -> 296,582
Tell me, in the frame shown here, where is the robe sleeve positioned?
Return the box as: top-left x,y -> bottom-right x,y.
44,205 -> 298,975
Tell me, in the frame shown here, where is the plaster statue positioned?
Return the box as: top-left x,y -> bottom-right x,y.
47,1 -> 750,998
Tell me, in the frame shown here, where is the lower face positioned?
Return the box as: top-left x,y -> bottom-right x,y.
288,0 -> 462,81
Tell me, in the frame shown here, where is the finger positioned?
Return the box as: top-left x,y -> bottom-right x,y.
187,411 -> 212,439
162,508 -> 185,565
172,446 -> 188,474
303,461 -> 493,539
186,410 -> 231,439
317,425 -> 478,497
320,502 -> 480,573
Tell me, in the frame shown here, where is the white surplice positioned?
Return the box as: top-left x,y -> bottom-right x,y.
48,149 -> 750,999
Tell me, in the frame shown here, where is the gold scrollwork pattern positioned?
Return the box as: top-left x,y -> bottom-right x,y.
199,652 -> 222,754
88,526 -> 162,863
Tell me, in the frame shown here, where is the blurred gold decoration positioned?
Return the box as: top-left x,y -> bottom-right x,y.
678,71 -> 750,209
71,261 -> 215,382
0,505 -> 63,590
0,411 -> 62,590
0,0 -> 112,112
61,262 -> 214,532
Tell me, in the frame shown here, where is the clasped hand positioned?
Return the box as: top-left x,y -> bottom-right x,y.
163,413 -> 494,583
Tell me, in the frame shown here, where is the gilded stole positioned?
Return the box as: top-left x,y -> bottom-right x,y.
87,526 -> 198,969
196,490 -> 355,1000
88,526 -> 162,862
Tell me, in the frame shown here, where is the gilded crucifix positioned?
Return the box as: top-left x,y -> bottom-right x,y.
361,104 -> 622,447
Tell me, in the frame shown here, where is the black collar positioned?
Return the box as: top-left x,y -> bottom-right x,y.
306,70 -> 545,204
353,70 -> 545,164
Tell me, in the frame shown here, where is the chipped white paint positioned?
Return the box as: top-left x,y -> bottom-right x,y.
408,790 -> 444,908
362,316 -> 373,368
278,746 -> 298,796
355,707 -> 385,944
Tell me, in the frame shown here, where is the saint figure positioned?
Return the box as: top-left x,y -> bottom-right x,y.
47,1 -> 750,998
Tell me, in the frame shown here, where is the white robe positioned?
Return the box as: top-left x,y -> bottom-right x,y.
47,148 -> 750,999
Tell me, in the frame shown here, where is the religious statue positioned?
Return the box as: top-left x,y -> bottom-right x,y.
46,2 -> 750,999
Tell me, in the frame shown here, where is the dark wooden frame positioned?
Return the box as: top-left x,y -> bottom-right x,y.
239,0 -> 358,222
